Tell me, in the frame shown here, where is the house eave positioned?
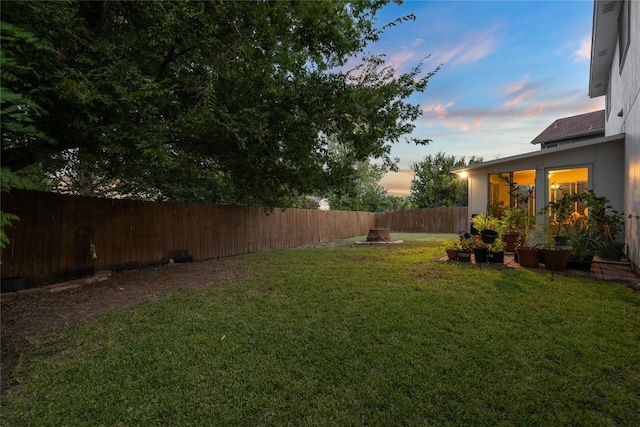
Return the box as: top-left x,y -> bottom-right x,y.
451,133 -> 625,175
589,0 -> 621,98
530,129 -> 605,145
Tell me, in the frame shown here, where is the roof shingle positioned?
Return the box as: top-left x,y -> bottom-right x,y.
531,110 -> 605,145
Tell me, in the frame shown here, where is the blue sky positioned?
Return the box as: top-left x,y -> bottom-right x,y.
365,0 -> 604,195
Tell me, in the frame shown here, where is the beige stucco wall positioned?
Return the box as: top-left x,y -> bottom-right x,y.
604,0 -> 640,270
466,140 -> 625,238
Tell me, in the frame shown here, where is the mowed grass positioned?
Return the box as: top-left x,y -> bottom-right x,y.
3,234 -> 640,426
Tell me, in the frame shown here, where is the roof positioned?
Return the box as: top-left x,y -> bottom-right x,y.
452,133 -> 624,174
530,110 -> 605,145
589,0 -> 621,97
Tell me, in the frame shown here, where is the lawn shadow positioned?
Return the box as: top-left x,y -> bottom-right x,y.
493,275 -> 525,293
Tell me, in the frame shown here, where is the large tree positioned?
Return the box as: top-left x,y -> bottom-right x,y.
410,152 -> 482,208
326,160 -> 393,212
1,1 -> 438,207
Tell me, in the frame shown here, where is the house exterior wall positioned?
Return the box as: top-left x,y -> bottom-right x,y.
466,140 -> 625,239
604,0 -> 640,270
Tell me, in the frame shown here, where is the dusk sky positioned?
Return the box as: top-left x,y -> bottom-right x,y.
365,0 -> 605,196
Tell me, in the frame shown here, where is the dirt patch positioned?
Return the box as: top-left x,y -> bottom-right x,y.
0,256 -> 251,395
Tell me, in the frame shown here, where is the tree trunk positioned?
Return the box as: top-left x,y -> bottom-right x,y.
366,228 -> 391,242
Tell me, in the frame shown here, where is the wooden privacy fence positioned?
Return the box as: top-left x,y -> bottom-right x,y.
376,207 -> 468,234
1,190 -> 468,280
1,190 -> 376,279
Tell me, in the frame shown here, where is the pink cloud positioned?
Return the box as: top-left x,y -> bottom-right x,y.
432,25 -> 500,67
379,169 -> 414,196
572,36 -> 591,62
388,50 -> 416,71
423,102 -> 454,119
452,36 -> 495,66
503,76 -> 540,107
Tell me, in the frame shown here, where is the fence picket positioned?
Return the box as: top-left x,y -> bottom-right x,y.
1,190 -> 467,280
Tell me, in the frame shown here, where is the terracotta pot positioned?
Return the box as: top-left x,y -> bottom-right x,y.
446,249 -> 459,261
541,249 -> 571,271
516,246 -> 540,268
501,232 -> 522,252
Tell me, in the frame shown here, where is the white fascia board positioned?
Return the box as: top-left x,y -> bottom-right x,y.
451,133 -> 625,174
589,0 -> 621,98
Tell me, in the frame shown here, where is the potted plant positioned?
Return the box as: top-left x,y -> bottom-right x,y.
458,236 -> 475,262
443,238 -> 461,261
515,188 -> 541,268
567,221 -> 606,271
487,237 -> 505,264
580,190 -> 628,261
473,238 -> 489,263
539,192 -> 573,271
501,207 -> 526,252
471,213 -> 503,244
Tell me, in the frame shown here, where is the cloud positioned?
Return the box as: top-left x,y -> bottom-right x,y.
453,36 -> 496,66
431,25 -> 501,67
503,76 -> 542,107
423,102 -> 454,119
379,169 -> 414,196
572,36 -> 591,62
388,50 -> 416,71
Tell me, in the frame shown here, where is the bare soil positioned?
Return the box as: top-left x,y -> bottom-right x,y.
0,256 -> 251,395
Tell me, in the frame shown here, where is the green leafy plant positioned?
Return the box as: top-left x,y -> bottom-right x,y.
459,237 -> 475,251
501,207 -> 527,232
487,237 -> 505,253
442,238 -> 461,251
471,213 -> 504,234
568,222 -> 607,261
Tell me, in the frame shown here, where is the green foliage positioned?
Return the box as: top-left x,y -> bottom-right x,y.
487,237 -> 505,252
0,22 -> 52,248
442,238 -> 461,251
471,213 -> 504,234
386,195 -> 415,210
410,152 -> 482,208
459,236 -> 476,251
326,159 -> 394,212
502,207 -> 527,231
1,1 -> 439,207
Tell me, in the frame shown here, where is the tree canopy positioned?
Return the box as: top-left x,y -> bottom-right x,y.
410,152 -> 482,208
1,0 -> 438,207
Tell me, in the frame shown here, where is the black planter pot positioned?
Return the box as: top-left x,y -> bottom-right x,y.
1,276 -> 29,293
599,242 -> 625,261
487,251 -> 504,264
567,256 -> 593,271
480,230 -> 498,244
458,250 -> 472,262
474,247 -> 488,263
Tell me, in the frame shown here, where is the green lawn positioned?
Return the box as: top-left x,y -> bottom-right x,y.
3,233 -> 640,426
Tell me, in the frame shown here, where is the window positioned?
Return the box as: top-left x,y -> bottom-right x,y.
547,167 -> 590,224
618,0 -> 630,71
488,170 -> 536,218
